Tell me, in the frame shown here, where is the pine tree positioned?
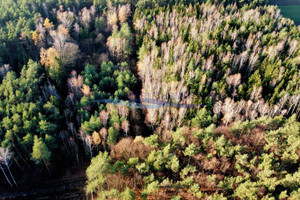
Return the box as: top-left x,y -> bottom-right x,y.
120,187 -> 136,200
31,136 -> 51,173
86,151 -> 111,195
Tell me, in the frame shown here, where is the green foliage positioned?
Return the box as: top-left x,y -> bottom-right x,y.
234,180 -> 259,200
0,60 -> 60,167
188,183 -> 203,198
183,143 -> 197,157
31,135 -> 51,165
82,115 -> 102,135
97,189 -> 120,200
107,23 -> 133,61
191,107 -> 213,128
127,157 -> 139,166
136,162 -> 150,173
85,116 -> 300,199
168,155 -> 180,172
171,196 -> 181,200
1,2 -> 300,200
86,151 -> 111,194
172,128 -> 186,146
143,134 -> 159,147
134,0 -> 300,126
143,180 -> 159,195
47,58 -> 64,86
107,127 -> 119,146
120,187 -> 136,200
78,61 -> 138,148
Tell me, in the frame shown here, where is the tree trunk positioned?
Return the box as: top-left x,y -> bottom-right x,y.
43,158 -> 51,175
0,164 -> 13,187
6,162 -> 17,187
13,157 -> 21,170
89,146 -> 93,159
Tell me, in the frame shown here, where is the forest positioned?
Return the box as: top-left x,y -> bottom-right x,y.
0,0 -> 300,199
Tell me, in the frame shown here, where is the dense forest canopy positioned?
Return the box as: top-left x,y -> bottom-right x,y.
0,0 -> 300,199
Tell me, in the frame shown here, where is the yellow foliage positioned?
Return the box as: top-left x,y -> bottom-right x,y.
201,74 -> 207,84
92,131 -> 101,145
58,25 -> 69,37
118,5 -> 131,24
118,7 -> 127,24
40,48 -> 47,66
32,31 -> 39,45
107,12 -> 118,26
82,84 -> 92,96
43,18 -> 54,29
40,47 -> 60,68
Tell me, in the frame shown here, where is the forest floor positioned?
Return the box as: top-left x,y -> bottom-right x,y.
0,163 -> 89,200
269,0 -> 300,25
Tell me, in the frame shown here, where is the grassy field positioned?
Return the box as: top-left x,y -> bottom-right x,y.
269,0 -> 300,25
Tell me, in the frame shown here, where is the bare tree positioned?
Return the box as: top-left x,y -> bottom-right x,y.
99,110 -> 110,127
288,94 -> 300,114
270,105 -> 280,117
121,120 -> 130,137
226,73 -> 241,97
68,71 -> 83,98
213,101 -> 222,118
117,105 -> 129,118
79,7 -> 94,28
288,40 -> 298,57
249,110 -> 258,120
51,31 -> 67,53
118,4 -> 131,24
238,51 -> 249,72
222,98 -> 235,125
278,93 -> 289,111
107,7 -> 118,30
85,136 -> 93,159
163,111 -> 171,130
258,100 -> 270,117
68,122 -> 80,163
59,42 -> 80,66
73,23 -> 80,39
248,52 -> 259,74
236,100 -> 246,115
177,107 -> 187,127
57,10 -> 75,29
250,86 -> 262,101
114,122 -> 121,132
0,148 -> 17,187
0,64 -> 10,79
41,80 -> 60,101
226,74 -> 241,88
99,128 -> 108,149
146,108 -> 158,129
